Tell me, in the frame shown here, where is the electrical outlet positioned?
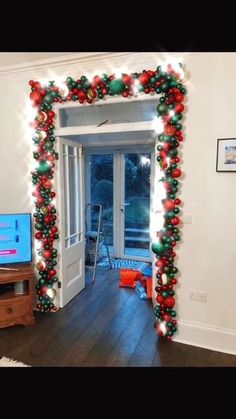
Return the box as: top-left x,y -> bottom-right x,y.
189,289 -> 207,303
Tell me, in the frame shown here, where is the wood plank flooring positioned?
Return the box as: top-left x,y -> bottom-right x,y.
0,267 -> 235,367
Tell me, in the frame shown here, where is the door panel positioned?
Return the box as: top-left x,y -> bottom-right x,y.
123,153 -> 151,259
87,154 -> 114,252
58,138 -> 85,307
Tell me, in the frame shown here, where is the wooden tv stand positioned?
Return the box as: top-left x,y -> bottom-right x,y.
0,263 -> 35,328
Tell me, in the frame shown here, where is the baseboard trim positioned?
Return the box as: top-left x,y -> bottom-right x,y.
173,319 -> 236,355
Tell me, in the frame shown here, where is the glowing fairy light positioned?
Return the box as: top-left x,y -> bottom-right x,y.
150,162 -> 167,240
152,116 -> 164,133
133,78 -> 140,94
140,156 -> 150,166
46,288 -> 56,299
159,321 -> 167,335
53,76 -> 69,98
161,59 -> 186,81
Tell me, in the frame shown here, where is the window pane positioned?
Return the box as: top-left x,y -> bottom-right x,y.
89,155 -> 113,249
124,153 -> 151,258
59,100 -> 157,127
63,151 -> 68,242
69,154 -> 77,239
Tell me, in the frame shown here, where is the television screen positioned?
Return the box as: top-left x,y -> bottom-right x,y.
0,213 -> 32,265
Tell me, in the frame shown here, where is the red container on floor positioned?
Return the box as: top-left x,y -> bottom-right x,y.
143,276 -> 152,299
119,269 -> 142,288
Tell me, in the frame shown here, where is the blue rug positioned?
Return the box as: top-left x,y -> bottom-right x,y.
97,257 -> 150,271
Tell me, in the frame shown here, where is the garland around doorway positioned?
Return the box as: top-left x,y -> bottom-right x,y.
29,64 -> 187,340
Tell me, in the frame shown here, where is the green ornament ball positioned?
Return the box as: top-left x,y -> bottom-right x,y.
109,79 -> 124,95
44,141 -> 53,150
171,115 -> 180,125
160,82 -> 169,92
163,244 -> 171,251
37,160 -> 51,174
151,242 -> 164,256
157,103 -> 168,115
66,77 -> 73,85
43,94 -> 54,104
35,222 -> 44,231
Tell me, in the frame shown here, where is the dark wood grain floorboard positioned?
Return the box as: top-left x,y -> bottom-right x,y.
128,313 -> 158,367
0,267 -> 235,367
81,291 -> 142,366
25,268 -> 124,366
102,299 -> 154,366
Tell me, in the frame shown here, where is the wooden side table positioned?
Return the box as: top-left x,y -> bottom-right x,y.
0,263 -> 35,328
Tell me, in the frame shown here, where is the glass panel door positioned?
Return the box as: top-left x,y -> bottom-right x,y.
88,154 -> 114,253
87,149 -> 152,261
124,153 -> 151,258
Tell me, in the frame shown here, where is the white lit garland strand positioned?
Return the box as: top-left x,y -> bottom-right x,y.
29,65 -> 187,340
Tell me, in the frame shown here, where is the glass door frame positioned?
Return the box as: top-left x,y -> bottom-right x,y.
85,144 -> 155,262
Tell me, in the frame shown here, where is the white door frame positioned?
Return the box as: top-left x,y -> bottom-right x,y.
54,96 -> 158,269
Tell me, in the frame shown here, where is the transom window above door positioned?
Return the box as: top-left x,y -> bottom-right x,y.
58,98 -> 157,128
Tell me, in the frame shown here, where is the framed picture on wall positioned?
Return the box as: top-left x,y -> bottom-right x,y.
216,138 -> 236,172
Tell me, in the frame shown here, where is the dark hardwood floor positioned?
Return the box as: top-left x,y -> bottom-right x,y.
0,266 -> 235,367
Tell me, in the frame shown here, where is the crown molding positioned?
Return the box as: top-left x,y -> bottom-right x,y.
0,51 -> 194,84
0,52 -> 133,83
0,52 -> 190,84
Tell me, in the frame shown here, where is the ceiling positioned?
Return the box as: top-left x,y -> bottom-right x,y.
0,52 -> 72,67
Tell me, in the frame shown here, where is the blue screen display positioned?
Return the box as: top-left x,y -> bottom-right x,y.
0,213 -> 32,265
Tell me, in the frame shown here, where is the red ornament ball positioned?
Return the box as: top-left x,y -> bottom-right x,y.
164,124 -> 176,136
156,295 -> 164,304
164,296 -> 175,308
43,179 -> 52,189
35,232 -> 43,240
171,217 -> 180,225
172,168 -> 182,178
163,313 -> 171,322
175,93 -> 184,103
43,249 -> 52,259
164,200 -> 175,211
122,74 -> 131,85
30,90 -> 42,103
139,73 -> 150,86
175,103 -> 184,113
174,198 -> 181,205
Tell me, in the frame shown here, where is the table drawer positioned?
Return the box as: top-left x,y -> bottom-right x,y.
0,298 -> 32,324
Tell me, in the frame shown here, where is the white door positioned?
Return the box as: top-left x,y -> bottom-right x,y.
58,137 -> 85,307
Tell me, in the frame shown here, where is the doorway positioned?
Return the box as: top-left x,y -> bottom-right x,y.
86,147 -> 154,262
55,97 -> 157,306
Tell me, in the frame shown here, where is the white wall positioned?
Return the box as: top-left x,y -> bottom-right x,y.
0,52 -> 236,354
0,79 -> 33,213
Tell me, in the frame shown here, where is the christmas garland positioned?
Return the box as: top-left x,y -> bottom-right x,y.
29,64 -> 187,340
